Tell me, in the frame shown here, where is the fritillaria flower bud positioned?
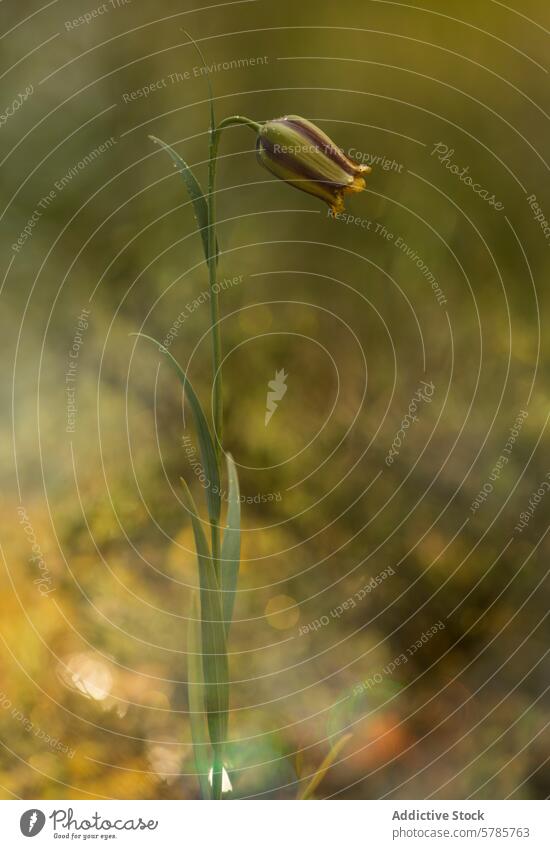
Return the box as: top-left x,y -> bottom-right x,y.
255,115 -> 371,213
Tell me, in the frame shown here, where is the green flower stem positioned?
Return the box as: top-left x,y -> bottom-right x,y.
216,115 -> 262,134
207,124 -> 223,802
206,114 -> 260,468
206,114 -> 259,801
206,112 -> 260,558
207,148 -> 222,473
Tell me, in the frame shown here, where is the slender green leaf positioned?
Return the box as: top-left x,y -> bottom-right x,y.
298,734 -> 352,800
132,332 -> 221,525
221,453 -> 241,635
180,479 -> 228,759
149,135 -> 218,265
179,31 -> 218,264
187,592 -> 211,800
181,30 -> 216,136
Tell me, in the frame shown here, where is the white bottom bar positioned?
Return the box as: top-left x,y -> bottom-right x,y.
4,800 -> 549,848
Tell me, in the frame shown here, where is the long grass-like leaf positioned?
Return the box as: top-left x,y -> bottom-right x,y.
150,135 -> 218,265
180,479 -> 228,770
298,734 -> 352,800
221,453 -> 241,635
187,591 -> 211,800
181,30 -> 216,137
132,332 -> 221,525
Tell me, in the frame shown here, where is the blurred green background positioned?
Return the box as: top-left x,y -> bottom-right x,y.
1,0 -> 549,799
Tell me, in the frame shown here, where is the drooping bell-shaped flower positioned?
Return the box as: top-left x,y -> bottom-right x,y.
255,115 -> 371,213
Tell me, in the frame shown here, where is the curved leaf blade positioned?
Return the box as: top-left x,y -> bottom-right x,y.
187,591 -> 211,800
181,30 -> 216,136
150,135 -> 218,265
180,478 -> 228,758
132,332 -> 221,524
221,453 -> 241,635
